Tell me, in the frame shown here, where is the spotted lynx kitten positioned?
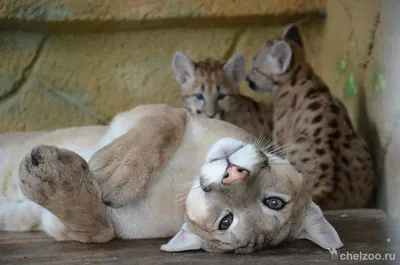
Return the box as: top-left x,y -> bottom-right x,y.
246,24 -> 374,210
172,52 -> 273,141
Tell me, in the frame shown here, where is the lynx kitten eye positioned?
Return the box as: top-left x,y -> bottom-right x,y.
218,213 -> 233,230
216,93 -> 226,100
263,197 -> 286,210
195,93 -> 204,100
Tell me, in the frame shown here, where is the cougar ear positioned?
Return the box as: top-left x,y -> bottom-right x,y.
282,24 -> 304,48
172,51 -> 196,86
223,53 -> 246,86
266,40 -> 292,75
297,202 -> 344,250
160,223 -> 202,252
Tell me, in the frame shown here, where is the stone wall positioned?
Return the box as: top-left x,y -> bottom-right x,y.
318,0 -> 399,221
0,0 -> 326,132
363,0 -> 400,220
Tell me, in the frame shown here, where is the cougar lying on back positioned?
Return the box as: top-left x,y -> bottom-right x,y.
0,104 -> 343,253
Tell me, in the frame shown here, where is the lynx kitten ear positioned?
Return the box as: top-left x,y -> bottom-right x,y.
223,53 -> 246,86
267,40 -> 292,75
282,24 -> 304,48
161,223 -> 202,252
298,201 -> 344,250
172,51 -> 196,86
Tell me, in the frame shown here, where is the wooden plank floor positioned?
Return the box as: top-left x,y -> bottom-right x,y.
0,209 -> 398,265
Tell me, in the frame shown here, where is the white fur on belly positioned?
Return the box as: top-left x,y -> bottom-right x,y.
108,119 -> 225,239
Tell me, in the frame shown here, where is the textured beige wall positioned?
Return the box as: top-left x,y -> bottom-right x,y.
362,0 -> 400,220
0,0 -> 325,132
316,0 -> 381,128
1,0 -> 325,20
318,0 -> 399,219
0,0 -> 325,32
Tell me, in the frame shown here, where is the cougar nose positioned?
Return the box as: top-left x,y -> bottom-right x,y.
222,165 -> 249,185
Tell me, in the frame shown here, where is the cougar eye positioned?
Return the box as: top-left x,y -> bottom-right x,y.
217,93 -> 226,100
195,93 -> 204,100
218,213 -> 233,230
263,197 -> 287,210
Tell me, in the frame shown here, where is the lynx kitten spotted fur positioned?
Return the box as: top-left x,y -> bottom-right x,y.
172,52 -> 273,141
246,24 -> 374,210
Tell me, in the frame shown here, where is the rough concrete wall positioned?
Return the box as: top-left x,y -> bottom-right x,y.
316,0 -> 381,128
0,0 -> 326,33
310,0 -> 382,208
0,14 -> 324,132
362,0 -> 400,220
318,0 -> 399,219
1,0 -> 325,21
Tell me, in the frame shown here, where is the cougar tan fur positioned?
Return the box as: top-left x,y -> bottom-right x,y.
0,104 -> 343,253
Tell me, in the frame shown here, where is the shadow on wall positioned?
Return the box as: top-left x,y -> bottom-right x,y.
358,86 -> 381,209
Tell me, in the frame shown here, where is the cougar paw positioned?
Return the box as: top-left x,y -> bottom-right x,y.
101,182 -> 133,209
18,145 -> 89,206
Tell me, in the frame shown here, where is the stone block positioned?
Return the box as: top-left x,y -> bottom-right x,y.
0,20 -> 325,133
1,0 -> 326,23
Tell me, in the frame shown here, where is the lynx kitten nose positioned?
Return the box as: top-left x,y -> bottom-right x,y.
222,165 -> 249,185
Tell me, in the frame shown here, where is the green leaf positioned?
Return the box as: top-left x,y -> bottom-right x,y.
336,59 -> 347,73
344,71 -> 357,97
339,59 -> 347,71
374,71 -> 387,92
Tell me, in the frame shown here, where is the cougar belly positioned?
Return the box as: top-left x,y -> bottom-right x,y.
108,115 -> 251,239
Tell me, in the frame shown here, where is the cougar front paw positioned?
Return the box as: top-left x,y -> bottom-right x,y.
100,182 -> 134,209
19,145 -> 90,207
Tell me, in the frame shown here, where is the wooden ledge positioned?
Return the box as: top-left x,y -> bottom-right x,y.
0,209 -> 398,265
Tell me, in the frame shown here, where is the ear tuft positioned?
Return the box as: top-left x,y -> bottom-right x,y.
282,24 -> 304,48
160,223 -> 202,252
172,51 -> 196,86
267,41 -> 292,75
223,53 -> 246,86
298,202 -> 344,250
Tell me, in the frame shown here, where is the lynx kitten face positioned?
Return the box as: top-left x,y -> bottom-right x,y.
162,138 -> 343,253
172,52 -> 245,119
172,52 -> 274,141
